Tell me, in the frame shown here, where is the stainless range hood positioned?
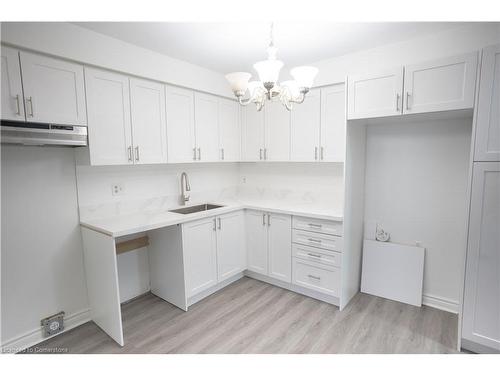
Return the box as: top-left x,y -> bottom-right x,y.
1,121 -> 88,147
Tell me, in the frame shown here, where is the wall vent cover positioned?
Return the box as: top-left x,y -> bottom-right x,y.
41,311 -> 65,337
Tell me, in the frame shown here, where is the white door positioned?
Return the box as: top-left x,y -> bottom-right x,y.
403,52 -> 478,114
216,211 -> 246,282
246,210 -> 269,275
1,46 -> 25,121
85,67 -> 133,166
347,67 -> 403,120
241,105 -> 265,161
321,84 -> 346,162
290,88 -> 321,161
265,100 -> 290,161
194,92 -> 219,162
462,162 -> 500,351
218,98 -> 241,162
268,213 -> 292,282
129,78 -> 167,164
19,51 -> 86,125
166,85 -> 196,163
183,217 -> 218,298
475,44 -> 500,162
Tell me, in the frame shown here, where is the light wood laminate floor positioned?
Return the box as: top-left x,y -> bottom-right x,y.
28,277 -> 458,354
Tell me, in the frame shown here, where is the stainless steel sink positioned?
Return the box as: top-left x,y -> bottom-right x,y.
169,203 -> 224,215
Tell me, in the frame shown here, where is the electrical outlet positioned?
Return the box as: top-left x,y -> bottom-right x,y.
111,183 -> 124,196
241,176 -> 247,184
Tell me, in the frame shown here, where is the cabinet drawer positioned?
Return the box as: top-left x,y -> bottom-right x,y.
292,258 -> 340,297
292,216 -> 343,236
292,229 -> 343,252
292,244 -> 342,267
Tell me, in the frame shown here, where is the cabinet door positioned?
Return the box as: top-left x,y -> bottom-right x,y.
218,98 -> 241,161
216,211 -> 246,282
475,44 -> 500,162
347,67 -> 403,119
290,88 -> 320,161
1,46 -> 25,121
183,217 -> 218,298
129,78 -> 167,164
19,51 -> 86,125
85,68 -> 133,166
241,105 -> 265,161
462,162 -> 500,351
194,92 -> 219,162
321,84 -> 346,162
265,101 -> 291,161
268,213 -> 292,282
403,52 -> 478,114
166,85 -> 196,163
246,210 -> 269,275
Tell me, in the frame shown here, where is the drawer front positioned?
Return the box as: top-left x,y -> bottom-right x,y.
292,258 -> 340,296
293,216 -> 343,236
292,229 -> 343,252
292,244 -> 342,268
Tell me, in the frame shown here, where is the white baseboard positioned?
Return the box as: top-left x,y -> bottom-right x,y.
1,308 -> 91,354
422,294 -> 459,314
187,272 -> 245,307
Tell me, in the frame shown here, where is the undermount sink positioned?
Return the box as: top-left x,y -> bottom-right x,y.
169,203 -> 224,215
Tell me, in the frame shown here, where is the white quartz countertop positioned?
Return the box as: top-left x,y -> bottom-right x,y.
80,199 -> 343,238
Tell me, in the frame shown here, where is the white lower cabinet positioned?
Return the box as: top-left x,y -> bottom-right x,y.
246,210 -> 269,274
292,258 -> 341,297
216,211 -> 246,282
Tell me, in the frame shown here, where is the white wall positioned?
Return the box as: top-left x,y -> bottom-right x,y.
363,118 -> 472,312
0,22 -> 232,98
1,145 -> 89,348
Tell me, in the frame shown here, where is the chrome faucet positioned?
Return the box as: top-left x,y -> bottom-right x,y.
180,172 -> 191,205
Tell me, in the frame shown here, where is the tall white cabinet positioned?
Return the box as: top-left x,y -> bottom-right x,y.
1,46 -> 25,121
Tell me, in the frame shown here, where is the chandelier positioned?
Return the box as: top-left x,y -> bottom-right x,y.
225,24 -> 318,111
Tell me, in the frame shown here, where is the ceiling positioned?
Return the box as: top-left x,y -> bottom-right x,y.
74,22 -> 467,74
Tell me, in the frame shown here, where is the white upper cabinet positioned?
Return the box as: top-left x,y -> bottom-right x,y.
403,52 -> 478,114
194,92 -> 219,162
85,67 -> 132,166
166,85 -> 196,163
268,213 -> 292,283
347,67 -> 404,120
475,44 -> 500,162
183,217 -> 218,298
218,98 -> 241,162
290,88 -> 321,161
216,211 -> 246,282
265,100 -> 291,161
242,104 -> 265,161
321,84 -> 346,162
1,46 -> 25,121
462,162 -> 500,351
129,78 -> 167,164
19,51 -> 86,125
246,210 -> 269,275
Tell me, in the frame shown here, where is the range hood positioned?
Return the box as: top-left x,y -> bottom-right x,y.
1,121 -> 88,147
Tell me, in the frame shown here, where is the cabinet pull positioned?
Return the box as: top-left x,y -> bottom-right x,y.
308,223 -> 322,228
127,146 -> 133,162
314,146 -> 318,160
307,253 -> 322,258
26,96 -> 34,117
217,217 -> 221,230
197,148 -> 201,160
193,148 -> 197,160
262,213 -> 266,226
396,93 -> 400,112
406,92 -> 411,110
221,148 -> 225,160
308,238 -> 322,243
135,146 -> 140,161
264,148 -> 267,160
267,214 -> 271,227
213,218 -> 217,231
15,94 -> 21,115
307,274 -> 321,281
320,146 -> 324,160
259,148 -> 263,160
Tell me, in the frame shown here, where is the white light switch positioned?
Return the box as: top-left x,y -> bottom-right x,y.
111,183 -> 124,196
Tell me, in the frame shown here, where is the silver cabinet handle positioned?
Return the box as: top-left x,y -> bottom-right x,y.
259,148 -> 263,160
26,96 -> 34,117
221,148 -> 225,161
15,94 -> 21,115
307,274 -> 321,281
314,146 -> 318,160
264,148 -> 267,160
308,238 -> 322,243
308,223 -> 322,228
193,148 -> 197,160
396,93 -> 400,112
135,146 -> 140,161
217,217 -> 221,230
262,213 -> 266,226
307,253 -> 322,258
406,92 -> 411,110
213,218 -> 217,231
127,146 -> 133,162
267,214 -> 271,227
320,146 -> 324,160
197,148 -> 201,160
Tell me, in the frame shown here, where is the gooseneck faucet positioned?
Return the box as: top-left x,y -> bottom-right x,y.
180,172 -> 191,205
